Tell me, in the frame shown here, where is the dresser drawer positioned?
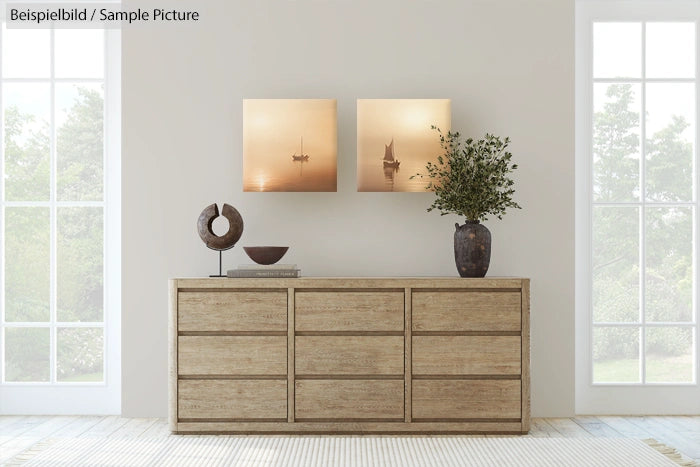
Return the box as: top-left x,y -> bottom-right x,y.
178,380 -> 287,420
413,336 -> 521,375
412,380 -> 521,420
178,336 -> 287,375
295,291 -> 403,331
295,380 -> 403,420
178,291 -> 287,332
295,336 -> 403,375
412,291 -> 520,332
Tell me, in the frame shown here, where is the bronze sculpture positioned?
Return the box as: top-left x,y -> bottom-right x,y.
197,203 -> 244,277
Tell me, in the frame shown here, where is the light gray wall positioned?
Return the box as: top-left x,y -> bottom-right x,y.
122,0 -> 574,417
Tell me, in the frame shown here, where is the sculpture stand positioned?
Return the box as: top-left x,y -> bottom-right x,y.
197,202 -> 244,279
210,250 -> 225,278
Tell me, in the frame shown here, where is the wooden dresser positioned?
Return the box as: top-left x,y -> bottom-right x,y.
169,277 -> 530,434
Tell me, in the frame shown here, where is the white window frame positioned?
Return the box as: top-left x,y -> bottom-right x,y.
576,0 -> 700,414
0,8 -> 120,414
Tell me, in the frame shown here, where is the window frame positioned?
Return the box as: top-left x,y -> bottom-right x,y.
0,11 -> 120,413
576,0 -> 700,414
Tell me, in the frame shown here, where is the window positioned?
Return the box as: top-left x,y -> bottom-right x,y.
0,17 -> 120,413
576,1 -> 700,413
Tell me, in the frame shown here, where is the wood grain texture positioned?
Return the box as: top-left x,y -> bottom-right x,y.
404,287 -> 412,423
295,380 -> 403,419
412,291 -> 521,332
174,421 -> 523,434
295,336 -> 403,375
168,280 -> 178,431
287,288 -> 295,423
170,277 -> 530,434
178,336 -> 286,375
178,291 -> 287,331
413,336 -> 521,375
176,277 -> 525,290
178,380 -> 287,419
412,380 -> 522,419
521,279 -> 531,432
295,291 -> 403,331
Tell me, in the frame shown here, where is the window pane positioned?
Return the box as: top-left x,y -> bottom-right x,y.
55,29 -> 104,78
593,83 -> 641,202
57,207 -> 104,322
594,23 -> 641,78
57,327 -> 103,382
645,83 -> 695,202
4,207 -> 50,322
5,327 -> 50,382
646,327 -> 693,383
56,84 -> 104,201
593,207 -> 639,322
1,26 -> 50,78
645,207 -> 693,323
593,327 -> 640,383
3,83 -> 51,201
646,23 -> 695,78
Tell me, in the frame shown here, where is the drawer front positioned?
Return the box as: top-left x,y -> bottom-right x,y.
178,380 -> 287,420
295,380 -> 403,420
178,336 -> 287,375
412,291 -> 521,332
295,291 -> 404,331
413,336 -> 521,375
296,336 -> 404,375
412,380 -> 521,419
178,291 -> 287,332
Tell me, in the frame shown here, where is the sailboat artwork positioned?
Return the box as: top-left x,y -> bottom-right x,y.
382,138 -> 400,168
357,99 -> 451,192
243,99 -> 337,192
292,137 -> 310,161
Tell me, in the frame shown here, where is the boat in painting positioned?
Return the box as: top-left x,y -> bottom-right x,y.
292,137 -> 310,161
383,138 -> 400,168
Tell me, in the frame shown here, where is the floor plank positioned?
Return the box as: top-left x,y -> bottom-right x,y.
0,416 -> 77,462
572,416 -> 623,438
542,418 -> 594,437
596,416 -> 654,438
109,418 -> 158,438
79,416 -> 131,438
140,419 -> 171,438
627,416 -> 700,460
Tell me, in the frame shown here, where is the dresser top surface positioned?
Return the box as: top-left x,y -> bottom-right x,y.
172,277 -> 529,289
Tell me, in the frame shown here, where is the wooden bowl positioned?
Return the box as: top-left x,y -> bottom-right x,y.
243,246 -> 289,265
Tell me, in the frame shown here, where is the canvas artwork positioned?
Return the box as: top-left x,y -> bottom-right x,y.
243,99 -> 337,192
357,99 -> 451,192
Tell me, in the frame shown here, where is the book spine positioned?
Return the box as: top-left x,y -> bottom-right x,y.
227,270 -> 300,278
237,264 -> 297,270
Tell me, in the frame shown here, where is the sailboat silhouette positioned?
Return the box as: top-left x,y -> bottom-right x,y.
291,137 -> 310,161
383,138 -> 400,168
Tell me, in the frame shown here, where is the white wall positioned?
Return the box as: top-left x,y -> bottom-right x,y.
122,0 -> 574,417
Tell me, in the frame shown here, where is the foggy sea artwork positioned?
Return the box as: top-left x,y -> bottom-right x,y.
357,99 -> 451,192
243,99 -> 337,192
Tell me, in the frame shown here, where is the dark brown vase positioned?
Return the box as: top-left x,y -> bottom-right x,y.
454,221 -> 491,277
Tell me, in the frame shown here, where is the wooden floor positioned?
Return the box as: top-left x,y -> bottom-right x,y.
1,416 -> 699,464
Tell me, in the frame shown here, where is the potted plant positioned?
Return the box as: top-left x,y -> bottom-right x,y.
413,127 -> 521,277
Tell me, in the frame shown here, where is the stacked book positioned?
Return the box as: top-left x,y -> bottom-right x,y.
227,264 -> 300,278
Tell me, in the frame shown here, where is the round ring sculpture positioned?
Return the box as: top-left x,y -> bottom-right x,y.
197,203 -> 244,277
197,203 -> 244,251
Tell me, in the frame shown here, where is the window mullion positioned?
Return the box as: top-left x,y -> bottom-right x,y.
0,19 -> 5,385
49,27 -> 57,384
640,21 -> 648,385
695,19 -> 700,385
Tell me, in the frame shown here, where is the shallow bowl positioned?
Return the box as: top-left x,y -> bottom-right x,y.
243,246 -> 289,265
